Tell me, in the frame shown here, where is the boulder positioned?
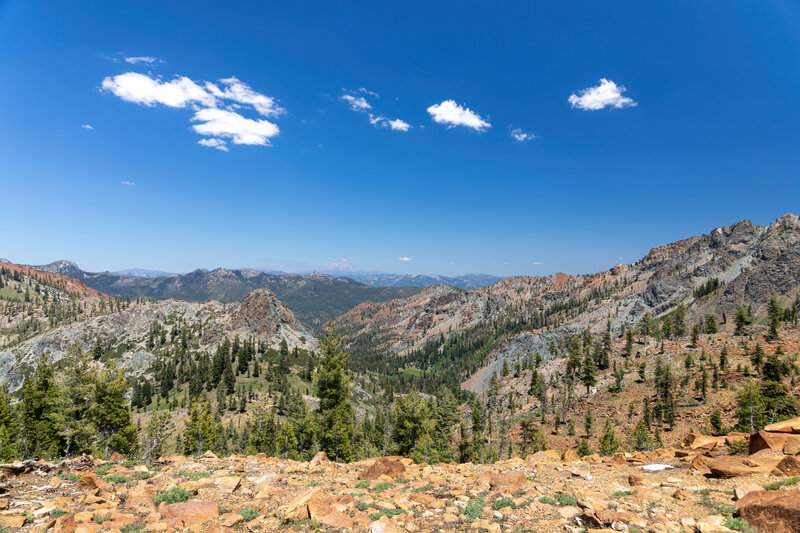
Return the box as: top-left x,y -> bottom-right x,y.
215,476 -> 241,492
749,430 -> 800,455
561,449 -> 580,462
359,457 -> 406,480
764,417 -> 800,434
310,451 -> 330,466
488,471 -> 530,492
707,449 -> 784,478
282,487 -> 334,520
737,490 -> 800,533
682,433 -> 726,450
160,501 -> 219,525
773,455 -> 800,476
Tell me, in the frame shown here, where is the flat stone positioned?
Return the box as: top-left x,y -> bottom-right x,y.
160,501 -> 219,525
737,490 -> 800,533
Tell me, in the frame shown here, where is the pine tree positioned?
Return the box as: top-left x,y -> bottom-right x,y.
140,412 -> 174,465
315,323 -> 355,462
183,398 -> 219,456
767,295 -> 782,341
750,344 -> 765,376
709,410 -> 723,436
0,384 -> 18,461
598,419 -> 621,456
18,354 -> 61,459
736,380 -> 765,433
581,351 -> 597,398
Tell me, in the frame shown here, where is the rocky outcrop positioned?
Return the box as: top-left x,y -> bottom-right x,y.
737,490 -> 800,533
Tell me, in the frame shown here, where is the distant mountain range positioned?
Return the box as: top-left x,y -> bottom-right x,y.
31,261 -> 421,327
314,270 -> 502,290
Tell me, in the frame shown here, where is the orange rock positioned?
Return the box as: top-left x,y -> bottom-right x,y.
109,452 -> 125,462
215,476 -> 241,492
764,417 -> 800,434
749,430 -> 800,455
319,509 -> 355,529
53,514 -> 76,533
773,454 -> 800,476
359,457 -> 406,480
2,515 -> 26,528
488,471 -> 530,492
707,450 -> 785,478
737,490 -> 800,533
682,433 -> 725,450
75,524 -> 101,533
561,449 -> 580,462
160,500 -> 219,525
221,512 -> 243,527
281,487 -> 334,520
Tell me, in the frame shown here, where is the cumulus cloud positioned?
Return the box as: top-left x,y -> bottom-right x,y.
198,138 -> 229,151
120,180 -> 135,186
102,72 -> 216,108
191,108 -> 279,146
81,124 -> 93,130
341,94 -> 371,111
102,71 -> 283,150
398,257 -> 413,262
368,114 -> 411,132
124,56 -> 158,64
568,78 -> 637,110
510,127 -> 536,142
388,118 -> 410,132
427,100 -> 490,131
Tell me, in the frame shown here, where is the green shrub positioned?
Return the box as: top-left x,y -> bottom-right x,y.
179,470 -> 211,481
354,480 -> 370,489
492,497 -> 516,510
555,493 -> 578,506
238,508 -> 260,520
60,473 -> 80,482
96,464 -> 113,475
538,496 -> 557,505
152,487 -> 193,505
764,477 -> 799,491
49,509 -> 71,518
462,497 -> 486,522
368,509 -> 405,521
723,516 -> 758,532
612,490 -> 632,497
104,475 -> 128,485
372,481 -> 392,493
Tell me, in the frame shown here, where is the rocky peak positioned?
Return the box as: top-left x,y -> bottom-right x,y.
232,288 -> 297,336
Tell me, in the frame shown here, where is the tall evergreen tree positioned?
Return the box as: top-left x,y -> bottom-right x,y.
315,323 -> 355,462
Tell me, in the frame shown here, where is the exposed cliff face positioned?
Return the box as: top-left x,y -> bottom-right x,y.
335,214 -> 800,393
0,289 -> 317,391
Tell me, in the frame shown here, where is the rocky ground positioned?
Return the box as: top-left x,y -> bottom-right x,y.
2,420 -> 799,533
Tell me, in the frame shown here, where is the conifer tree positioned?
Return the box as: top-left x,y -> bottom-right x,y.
581,351 -> 597,398
599,419 -> 621,456
183,398 -> 218,456
315,323 -> 355,462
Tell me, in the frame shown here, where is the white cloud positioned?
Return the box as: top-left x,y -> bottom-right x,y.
81,124 -> 93,130
341,94 -> 371,111
358,87 -> 379,98
102,72 -> 216,108
388,118 -> 410,132
368,114 -> 411,132
124,56 -> 158,64
198,138 -> 229,151
102,71 -> 283,149
568,78 -> 637,110
427,100 -> 490,131
121,180 -> 135,186
205,77 -> 284,117
192,108 -> 279,146
531,261 -> 544,265
398,257 -> 413,262
510,127 -> 536,142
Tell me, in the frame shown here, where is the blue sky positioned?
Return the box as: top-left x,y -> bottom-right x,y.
1,1 -> 799,276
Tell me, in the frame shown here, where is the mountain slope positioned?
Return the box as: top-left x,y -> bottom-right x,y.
336,214 -> 800,392
30,264 -> 421,327
0,286 -> 317,391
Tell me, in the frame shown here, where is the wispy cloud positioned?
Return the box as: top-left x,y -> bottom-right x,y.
81,124 -> 93,130
368,114 -> 411,132
510,127 -> 536,142
569,78 -> 637,110
121,180 -> 135,186
398,257 -> 413,262
358,87 -> 379,98
101,71 -> 283,150
124,56 -> 159,64
341,94 -> 371,111
427,100 -> 490,131
531,261 -> 544,265
198,138 -> 229,151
